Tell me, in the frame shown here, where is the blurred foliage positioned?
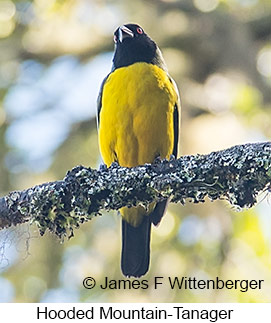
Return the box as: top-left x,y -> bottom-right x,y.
0,0 -> 271,302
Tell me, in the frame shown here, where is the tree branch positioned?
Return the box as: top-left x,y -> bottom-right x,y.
0,142 -> 270,238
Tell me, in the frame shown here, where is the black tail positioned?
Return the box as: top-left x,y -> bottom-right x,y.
121,201 -> 167,277
121,216 -> 151,278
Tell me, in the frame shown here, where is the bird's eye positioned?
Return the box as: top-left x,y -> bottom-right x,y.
113,35 -> 117,43
136,27 -> 143,34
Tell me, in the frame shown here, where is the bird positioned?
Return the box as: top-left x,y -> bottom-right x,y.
97,23 -> 180,277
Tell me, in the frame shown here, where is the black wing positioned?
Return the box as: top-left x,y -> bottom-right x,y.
171,76 -> 181,158
97,74 -> 110,127
173,103 -> 180,158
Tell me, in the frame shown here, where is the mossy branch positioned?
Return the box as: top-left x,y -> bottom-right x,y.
0,142 -> 270,239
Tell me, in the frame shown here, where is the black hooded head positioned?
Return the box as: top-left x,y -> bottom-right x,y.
112,24 -> 167,71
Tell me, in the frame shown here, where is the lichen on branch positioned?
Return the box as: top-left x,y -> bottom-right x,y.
0,142 -> 270,239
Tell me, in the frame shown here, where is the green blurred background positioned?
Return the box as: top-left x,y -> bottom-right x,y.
0,0 -> 271,303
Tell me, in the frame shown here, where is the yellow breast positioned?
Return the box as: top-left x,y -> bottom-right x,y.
98,62 -> 177,168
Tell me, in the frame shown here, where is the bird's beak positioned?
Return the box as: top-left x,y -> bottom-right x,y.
118,25 -> 134,43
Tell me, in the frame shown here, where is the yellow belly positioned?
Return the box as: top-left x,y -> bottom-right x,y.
98,62 -> 177,226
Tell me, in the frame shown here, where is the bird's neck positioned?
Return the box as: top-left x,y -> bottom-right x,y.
112,41 -> 167,71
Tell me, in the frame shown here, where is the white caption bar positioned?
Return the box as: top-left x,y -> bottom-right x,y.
0,303 -> 269,322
